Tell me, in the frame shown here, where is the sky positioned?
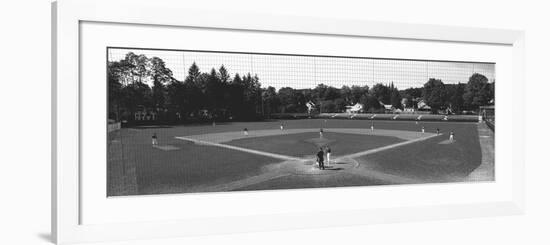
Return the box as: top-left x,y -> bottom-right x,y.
108,48 -> 495,90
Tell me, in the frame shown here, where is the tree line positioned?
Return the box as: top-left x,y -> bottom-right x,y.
108,52 -> 494,124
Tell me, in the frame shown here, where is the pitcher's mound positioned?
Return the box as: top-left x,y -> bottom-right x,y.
303,137 -> 335,147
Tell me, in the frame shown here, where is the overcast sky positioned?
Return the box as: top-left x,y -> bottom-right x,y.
108,48 -> 495,90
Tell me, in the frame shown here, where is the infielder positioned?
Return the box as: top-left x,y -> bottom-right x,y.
326,146 -> 331,167
152,133 -> 158,146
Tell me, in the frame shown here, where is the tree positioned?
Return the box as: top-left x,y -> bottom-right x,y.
360,94 -> 382,112
180,63 -> 206,116
149,57 -> 173,109
390,82 -> 402,109
447,83 -> 465,113
121,82 -> 152,116
400,87 -> 423,109
218,65 -> 230,84
262,86 -> 279,117
228,73 -> 245,118
107,60 -> 132,120
334,98 -> 347,112
324,86 -> 340,101
241,73 -> 262,118
370,83 -> 391,104
294,92 -> 307,113
165,79 -> 184,113
312,84 -> 329,102
108,53 -> 180,122
340,86 -> 352,103
422,78 -> 447,113
463,73 -> 492,110
350,85 -> 368,103
205,68 -> 224,117
186,62 -> 201,83
278,87 -> 298,113
149,57 -> 173,84
321,100 -> 337,113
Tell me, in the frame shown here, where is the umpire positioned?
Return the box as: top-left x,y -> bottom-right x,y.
317,147 -> 325,170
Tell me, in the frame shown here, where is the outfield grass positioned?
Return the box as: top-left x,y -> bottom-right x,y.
108,119 -> 491,196
108,129 -> 280,196
356,121 -> 482,182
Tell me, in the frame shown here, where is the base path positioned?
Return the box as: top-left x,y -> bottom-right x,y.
175,136 -> 302,161
343,133 -> 438,159
179,128 -> 432,143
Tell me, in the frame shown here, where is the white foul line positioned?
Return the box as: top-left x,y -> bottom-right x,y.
176,132 -> 437,163
175,136 -> 302,161
342,134 -> 439,159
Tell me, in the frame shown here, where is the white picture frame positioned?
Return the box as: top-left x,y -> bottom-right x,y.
52,0 -> 525,244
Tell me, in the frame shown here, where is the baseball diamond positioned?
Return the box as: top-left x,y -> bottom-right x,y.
107,118 -> 493,196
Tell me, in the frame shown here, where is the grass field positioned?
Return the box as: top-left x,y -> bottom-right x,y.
107,118 -> 494,196
228,132 -> 404,158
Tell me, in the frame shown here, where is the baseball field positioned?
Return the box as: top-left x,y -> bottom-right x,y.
107,118 -> 494,196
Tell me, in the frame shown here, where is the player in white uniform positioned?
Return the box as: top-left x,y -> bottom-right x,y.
422,126 -> 425,134
449,131 -> 454,142
325,146 -> 332,167
243,128 -> 249,136
152,133 -> 158,146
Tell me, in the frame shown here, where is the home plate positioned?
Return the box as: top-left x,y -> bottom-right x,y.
153,145 -> 180,151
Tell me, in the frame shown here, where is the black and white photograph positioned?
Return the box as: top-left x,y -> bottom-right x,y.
107,47 -> 495,196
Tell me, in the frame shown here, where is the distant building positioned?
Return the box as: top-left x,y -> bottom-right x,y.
403,107 -> 416,113
416,100 -> 431,112
345,103 -> 363,113
378,102 -> 394,112
134,109 -> 157,121
306,101 -> 316,114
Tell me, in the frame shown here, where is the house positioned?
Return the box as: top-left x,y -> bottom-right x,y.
345,103 -> 363,113
416,100 -> 431,111
379,102 -> 393,112
403,107 -> 416,113
306,101 -> 316,114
